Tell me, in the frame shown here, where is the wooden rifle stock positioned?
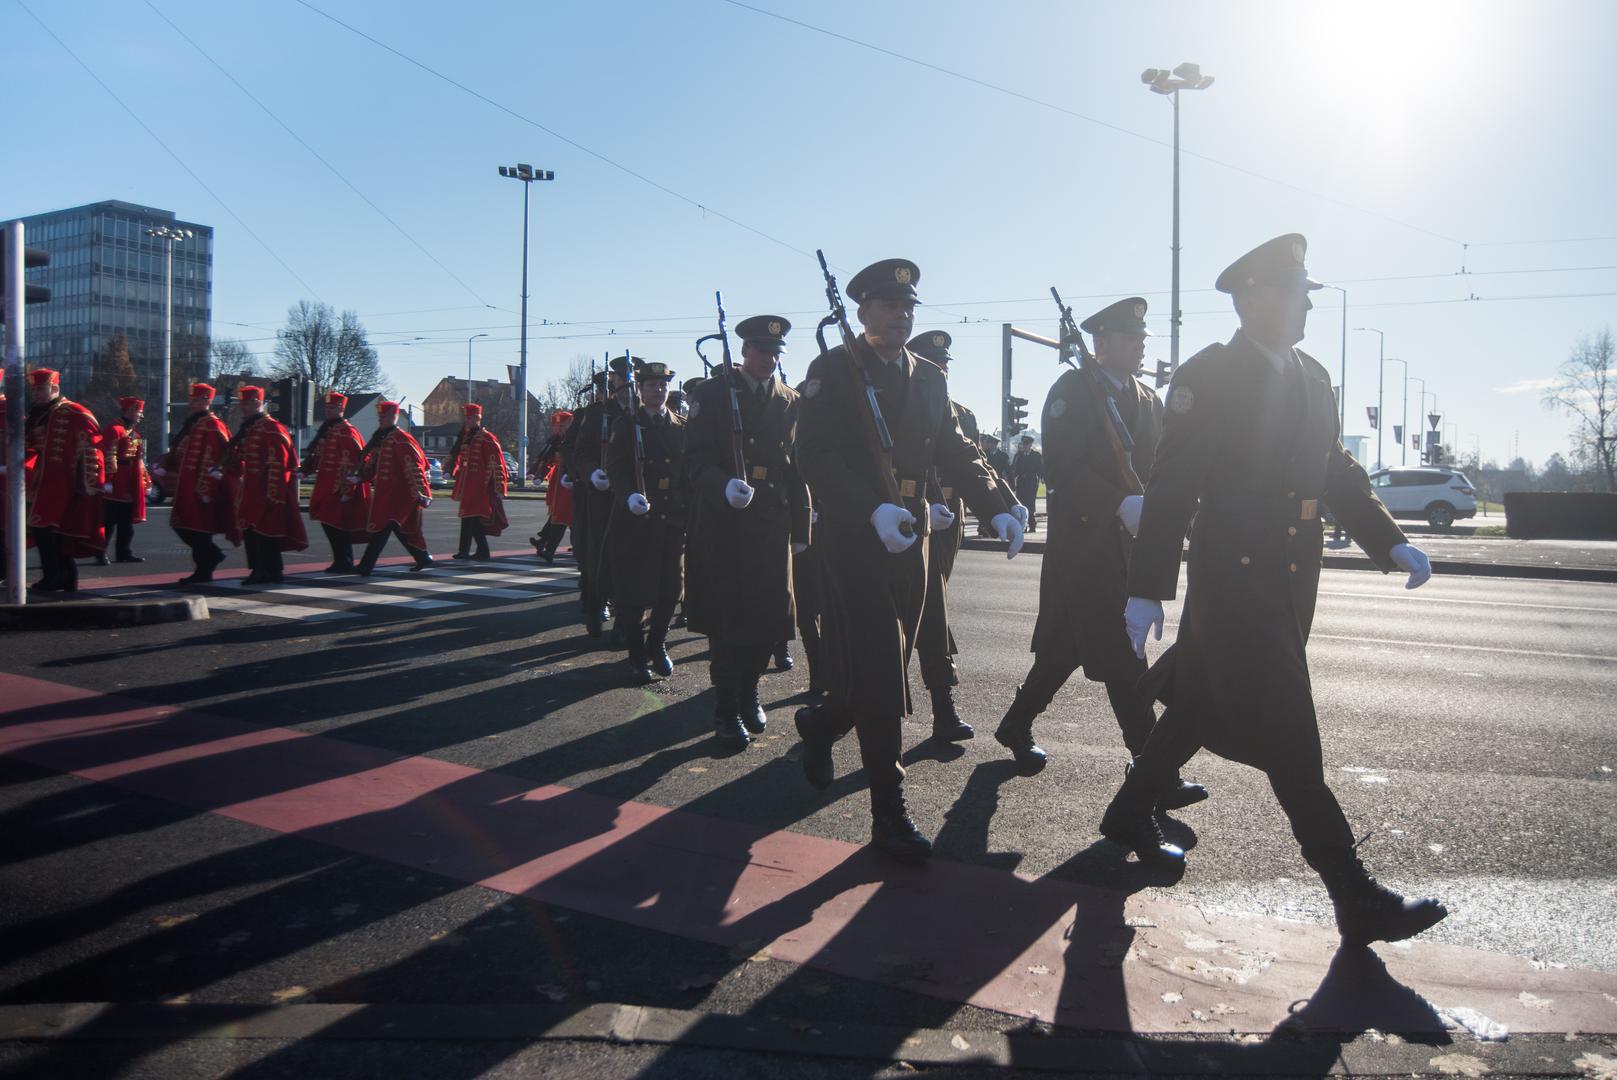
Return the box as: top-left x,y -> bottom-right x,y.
1051,287 -> 1144,496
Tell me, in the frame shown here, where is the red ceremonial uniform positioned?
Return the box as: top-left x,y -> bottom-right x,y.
100,419 -> 150,522
542,458 -> 573,526
168,410 -> 239,541
26,396 -> 106,556
231,415 -> 309,551
361,427 -> 431,549
304,417 -> 370,534
450,427 -> 509,535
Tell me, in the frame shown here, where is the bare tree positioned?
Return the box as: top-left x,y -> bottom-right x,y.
540,353 -> 602,416
272,301 -> 393,396
1543,328 -> 1617,493
211,337 -> 258,378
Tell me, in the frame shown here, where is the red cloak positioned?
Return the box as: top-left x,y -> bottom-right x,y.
101,420 -> 149,522
167,411 -> 239,542
304,419 -> 370,535
362,427 -> 430,549
232,415 -> 309,551
26,398 -> 105,556
450,428 -> 509,535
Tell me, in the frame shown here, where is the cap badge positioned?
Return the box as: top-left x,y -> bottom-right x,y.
932,333 -> 946,347
1134,302 -> 1146,319
894,266 -> 912,284
768,320 -> 782,335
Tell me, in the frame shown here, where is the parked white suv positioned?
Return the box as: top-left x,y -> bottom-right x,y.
1368,466 -> 1477,528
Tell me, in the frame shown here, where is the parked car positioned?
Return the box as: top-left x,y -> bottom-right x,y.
427,458 -> 448,487
1368,466 -> 1477,528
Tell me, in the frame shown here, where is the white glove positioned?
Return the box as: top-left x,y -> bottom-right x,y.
419,495 -> 432,508
627,492 -> 651,515
102,482 -> 113,494
725,478 -> 754,509
1389,542 -> 1432,590
207,467 -> 223,479
1012,503 -> 1028,528
792,542 -> 809,555
928,502 -> 955,531
868,502 -> 917,554
1124,596 -> 1165,659
559,473 -> 573,490
152,465 -> 166,477
991,511 -> 1025,559
590,468 -> 610,491
811,509 -> 819,524
340,494 -> 352,503
1117,494 -> 1144,537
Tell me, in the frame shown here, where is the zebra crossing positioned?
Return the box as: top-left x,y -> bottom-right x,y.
107,555 -> 579,623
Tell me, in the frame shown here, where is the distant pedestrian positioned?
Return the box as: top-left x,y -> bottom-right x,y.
1011,434 -> 1043,531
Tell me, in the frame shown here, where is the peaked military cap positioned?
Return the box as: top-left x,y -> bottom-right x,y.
906,330 -> 953,365
1215,233 -> 1325,294
1080,297 -> 1152,337
735,315 -> 791,351
608,355 -> 639,378
635,359 -> 675,381
846,258 -> 921,304
682,376 -> 707,395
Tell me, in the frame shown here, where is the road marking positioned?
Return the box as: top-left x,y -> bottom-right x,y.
1308,632 -> 1617,663
1318,590 -> 1617,615
376,567 -> 574,589
209,581 -> 460,609
358,577 -> 535,600
204,596 -> 360,621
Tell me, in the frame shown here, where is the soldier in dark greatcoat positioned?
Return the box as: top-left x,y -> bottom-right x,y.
684,316 -> 811,748
574,360 -> 632,641
793,257 -> 1025,863
1101,234 -> 1448,947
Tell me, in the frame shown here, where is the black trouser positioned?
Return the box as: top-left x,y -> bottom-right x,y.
815,701 -> 905,800
1016,487 -> 1040,529
457,517 -> 490,558
103,500 -> 136,559
1006,652 -> 1155,754
535,521 -> 567,558
29,528 -> 77,589
243,528 -> 284,581
1121,709 -> 1353,862
709,639 -> 772,690
791,545 -> 821,678
614,589 -> 678,663
321,523 -> 355,569
175,527 -> 223,574
358,524 -> 430,570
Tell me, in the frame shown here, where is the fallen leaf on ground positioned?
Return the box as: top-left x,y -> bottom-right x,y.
1429,1053 -> 1491,1076
271,986 -> 309,1003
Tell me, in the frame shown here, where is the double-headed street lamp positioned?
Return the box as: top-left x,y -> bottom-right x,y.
144,224 -> 194,450
1353,327 -> 1386,470
496,163 -> 555,487
465,332 -> 489,404
1384,357 -> 1410,465
1141,62 -> 1214,374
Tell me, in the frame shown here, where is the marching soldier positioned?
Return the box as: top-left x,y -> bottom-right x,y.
302,391 -> 370,573
99,396 -> 149,563
993,298 -> 1205,809
794,257 -> 1025,862
1102,234 -> 1447,945
907,330 -> 1022,740
684,315 -> 810,747
23,369 -> 104,592
448,403 -> 509,560
1011,434 -> 1044,531
225,385 -> 308,585
160,383 -> 236,584
354,400 -> 434,574
560,374 -> 602,615
573,359 -> 632,639
531,408 -> 574,563
606,359 -> 687,684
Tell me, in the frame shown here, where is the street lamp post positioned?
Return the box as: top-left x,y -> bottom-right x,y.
144,225 -> 193,451
1141,63 -> 1214,374
1353,327 -> 1385,469
465,332 -> 488,404
496,163 -> 555,488
1384,357 -> 1409,464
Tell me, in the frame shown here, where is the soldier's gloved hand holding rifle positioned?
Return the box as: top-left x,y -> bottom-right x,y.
1011,503 -> 1028,529
928,502 -> 954,531
1124,596 -> 1165,659
590,468 -> 610,491
870,503 -> 917,554
559,473 -> 573,489
725,478 -> 754,509
1389,543 -> 1431,589
1117,494 -> 1143,536
627,492 -> 651,516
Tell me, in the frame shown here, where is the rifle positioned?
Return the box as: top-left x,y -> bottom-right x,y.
816,250 -> 913,537
694,290 -> 747,481
1051,287 -> 1143,496
598,351 -> 612,476
624,349 -> 647,498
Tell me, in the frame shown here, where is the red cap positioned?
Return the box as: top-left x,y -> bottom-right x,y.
376,400 -> 400,418
28,368 -> 60,387
464,403 -> 483,419
239,385 -> 264,402
118,396 -> 144,411
551,408 -> 573,424
325,391 -> 347,409
190,383 -> 216,401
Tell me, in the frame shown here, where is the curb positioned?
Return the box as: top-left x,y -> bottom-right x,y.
0,1001 -> 1608,1076
959,538 -> 1617,584
0,596 -> 207,630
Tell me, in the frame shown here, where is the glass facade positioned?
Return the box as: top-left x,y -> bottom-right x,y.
14,200 -> 213,408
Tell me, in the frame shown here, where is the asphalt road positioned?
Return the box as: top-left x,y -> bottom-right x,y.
3,500 -> 1615,1077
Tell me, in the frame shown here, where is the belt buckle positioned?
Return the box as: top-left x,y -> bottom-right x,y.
657,477 -> 670,491
1299,498 -> 1318,521
941,486 -> 955,500
750,465 -> 769,481
899,479 -> 919,498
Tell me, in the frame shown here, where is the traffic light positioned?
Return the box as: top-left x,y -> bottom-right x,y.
1006,395 -> 1029,436
0,236 -> 50,321
1152,360 -> 1171,388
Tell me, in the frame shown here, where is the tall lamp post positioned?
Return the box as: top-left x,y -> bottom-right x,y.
465,332 -> 488,404
496,163 -> 555,488
1384,357 -> 1409,464
144,224 -> 193,451
1353,327 -> 1385,469
1322,285 -> 1348,435
1141,63 -> 1214,375
1411,377 -> 1435,463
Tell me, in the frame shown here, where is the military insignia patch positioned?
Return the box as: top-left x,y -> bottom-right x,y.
1048,397 -> 1067,419
803,378 -> 822,399
768,320 -> 782,335
895,266 -> 912,284
1169,386 -> 1195,415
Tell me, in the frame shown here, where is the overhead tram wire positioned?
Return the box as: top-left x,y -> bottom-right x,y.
288,0 -> 820,263
16,0 -> 324,300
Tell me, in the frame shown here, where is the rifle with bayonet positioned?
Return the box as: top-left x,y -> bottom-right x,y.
623,349 -> 648,499
816,249 -> 914,537
694,291 -> 747,481
1051,286 -> 1143,496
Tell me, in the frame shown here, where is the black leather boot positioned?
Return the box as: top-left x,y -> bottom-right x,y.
870,787 -> 932,863
647,638 -> 674,677
1099,763 -> 1185,868
794,706 -> 834,790
772,643 -> 793,672
1310,849 -> 1448,945
993,699 -> 1047,775
738,684 -> 767,735
713,687 -> 750,749
929,686 -> 974,742
1124,760 -> 1209,812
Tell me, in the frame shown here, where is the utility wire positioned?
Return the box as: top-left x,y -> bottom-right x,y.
13,0 -> 323,300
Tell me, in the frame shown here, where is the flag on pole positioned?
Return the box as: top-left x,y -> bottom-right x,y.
1366,406 -> 1379,429
1394,424 -> 1404,445
1412,435 -> 1420,450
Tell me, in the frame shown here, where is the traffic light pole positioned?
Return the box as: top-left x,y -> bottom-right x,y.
4,221 -> 27,604
1000,323 -> 1013,437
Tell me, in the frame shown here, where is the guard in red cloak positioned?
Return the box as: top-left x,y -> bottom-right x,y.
448,402 -> 508,560
99,395 -> 150,563
162,382 -> 238,584
301,390 -> 370,572
355,400 -> 434,574
227,385 -> 309,584
23,369 -> 105,591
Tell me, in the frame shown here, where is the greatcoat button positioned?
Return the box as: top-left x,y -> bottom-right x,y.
1240,556 -> 1251,566
1287,526 -> 1297,536
1289,562 -> 1298,572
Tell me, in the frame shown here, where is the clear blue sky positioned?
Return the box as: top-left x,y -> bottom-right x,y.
8,0 -> 1615,469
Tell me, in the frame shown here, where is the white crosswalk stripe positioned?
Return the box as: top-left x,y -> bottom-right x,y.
210,580 -> 461,609
204,595 -> 362,622
373,566 -> 573,589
